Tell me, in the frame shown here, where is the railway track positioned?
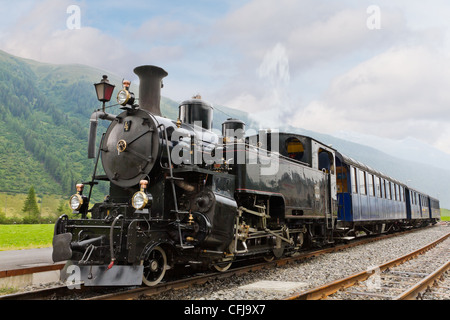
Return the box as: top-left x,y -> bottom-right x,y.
285,231 -> 450,300
0,226 -> 446,300
86,229 -> 432,300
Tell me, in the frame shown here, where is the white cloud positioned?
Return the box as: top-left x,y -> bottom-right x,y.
1,1 -> 125,70
290,46 -> 450,153
213,1 -> 410,127
434,127 -> 450,155
215,1 -> 407,72
324,46 -> 450,122
2,0 -> 450,156
211,1 -> 450,155
132,17 -> 195,44
0,0 -> 187,77
223,43 -> 294,128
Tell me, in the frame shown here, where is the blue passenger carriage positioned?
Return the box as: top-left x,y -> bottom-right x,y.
429,196 -> 441,221
405,188 -> 440,225
335,153 -> 408,234
405,187 -> 426,221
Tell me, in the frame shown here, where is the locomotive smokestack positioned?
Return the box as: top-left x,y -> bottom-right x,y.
133,65 -> 168,116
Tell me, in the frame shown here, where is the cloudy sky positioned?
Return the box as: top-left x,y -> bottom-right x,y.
1,0 -> 450,155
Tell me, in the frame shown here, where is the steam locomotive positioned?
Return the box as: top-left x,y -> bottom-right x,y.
52,65 -> 440,286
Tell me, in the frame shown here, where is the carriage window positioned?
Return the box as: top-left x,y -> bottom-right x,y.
377,177 -> 382,198
368,174 -> 375,196
336,165 -> 348,193
352,167 -> 358,194
285,137 -> 304,162
359,170 -> 367,195
389,183 -> 393,200
386,181 -> 391,200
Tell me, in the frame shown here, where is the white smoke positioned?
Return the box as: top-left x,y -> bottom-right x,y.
223,43 -> 293,130
258,43 -> 290,87
253,43 -> 293,129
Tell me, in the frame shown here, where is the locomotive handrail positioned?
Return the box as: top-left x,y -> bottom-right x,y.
157,123 -> 171,170
108,214 -> 123,269
87,133 -> 105,205
88,111 -> 116,159
158,123 -> 192,249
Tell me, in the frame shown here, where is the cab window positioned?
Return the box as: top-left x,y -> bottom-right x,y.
285,137 -> 304,161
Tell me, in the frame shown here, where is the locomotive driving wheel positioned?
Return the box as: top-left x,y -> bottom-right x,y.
141,246 -> 167,286
213,260 -> 232,272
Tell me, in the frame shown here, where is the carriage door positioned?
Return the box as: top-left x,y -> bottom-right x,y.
318,148 -> 335,229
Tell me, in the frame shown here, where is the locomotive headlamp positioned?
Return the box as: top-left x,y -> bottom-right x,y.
132,191 -> 148,210
131,180 -> 152,210
117,79 -> 135,106
69,194 -> 83,210
117,89 -> 132,105
69,183 -> 85,211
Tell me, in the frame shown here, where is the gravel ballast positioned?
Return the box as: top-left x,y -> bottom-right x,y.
147,224 -> 450,300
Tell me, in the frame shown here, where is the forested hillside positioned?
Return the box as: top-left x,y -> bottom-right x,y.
0,50 -> 93,196
0,50 -> 248,201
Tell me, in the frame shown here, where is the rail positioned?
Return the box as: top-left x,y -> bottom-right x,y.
284,231 -> 450,300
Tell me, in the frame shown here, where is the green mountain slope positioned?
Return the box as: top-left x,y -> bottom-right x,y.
0,50 -> 251,201
0,50 -> 94,197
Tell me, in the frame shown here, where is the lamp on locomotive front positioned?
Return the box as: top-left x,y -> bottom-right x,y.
116,79 -> 135,106
94,75 -> 115,111
131,180 -> 153,210
69,183 -> 89,218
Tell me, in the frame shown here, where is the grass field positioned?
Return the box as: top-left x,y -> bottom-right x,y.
0,224 -> 53,251
0,192 -> 67,220
440,208 -> 450,221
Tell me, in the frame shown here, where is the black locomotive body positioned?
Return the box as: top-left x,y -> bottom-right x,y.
52,65 -> 439,286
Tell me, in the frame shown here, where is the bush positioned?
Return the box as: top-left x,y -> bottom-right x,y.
0,211 -> 7,224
